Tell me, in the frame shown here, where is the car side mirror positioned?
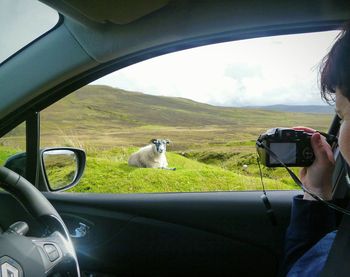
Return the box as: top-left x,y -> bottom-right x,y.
4,147 -> 86,191
41,148 -> 86,191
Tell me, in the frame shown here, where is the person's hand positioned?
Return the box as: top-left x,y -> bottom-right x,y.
293,126 -> 335,201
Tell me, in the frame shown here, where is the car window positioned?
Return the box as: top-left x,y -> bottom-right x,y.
0,0 -> 59,63
40,30 -> 339,193
0,123 -> 25,166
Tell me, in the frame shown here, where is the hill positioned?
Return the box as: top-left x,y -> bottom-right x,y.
37,85 -> 333,150
41,85 -> 282,128
41,85 -> 332,129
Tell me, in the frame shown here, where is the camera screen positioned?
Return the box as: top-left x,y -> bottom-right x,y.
269,143 -> 296,165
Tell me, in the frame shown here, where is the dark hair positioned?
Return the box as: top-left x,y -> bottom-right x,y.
320,22 -> 350,103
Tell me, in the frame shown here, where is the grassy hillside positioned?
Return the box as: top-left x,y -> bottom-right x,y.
41,85 -> 332,129
0,85 -> 333,193
38,85 -> 332,151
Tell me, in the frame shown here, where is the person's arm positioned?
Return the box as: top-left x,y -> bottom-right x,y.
280,195 -> 336,276
280,128 -> 336,276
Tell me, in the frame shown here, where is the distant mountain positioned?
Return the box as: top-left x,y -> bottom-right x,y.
243,104 -> 334,114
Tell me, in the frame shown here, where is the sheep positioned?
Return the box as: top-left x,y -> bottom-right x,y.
128,139 -> 176,170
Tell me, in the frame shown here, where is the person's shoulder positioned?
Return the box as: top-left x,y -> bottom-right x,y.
287,231 -> 336,277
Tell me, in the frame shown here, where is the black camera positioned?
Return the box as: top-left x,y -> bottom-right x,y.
256,128 -> 314,167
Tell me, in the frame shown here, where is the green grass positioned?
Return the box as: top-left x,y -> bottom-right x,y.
0,145 -> 298,193
68,147 -> 298,193
0,146 -> 21,165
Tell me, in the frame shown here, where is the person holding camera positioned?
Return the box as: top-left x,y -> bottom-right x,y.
282,23 -> 350,277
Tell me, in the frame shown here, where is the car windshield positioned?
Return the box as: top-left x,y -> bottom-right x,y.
0,0 -> 59,63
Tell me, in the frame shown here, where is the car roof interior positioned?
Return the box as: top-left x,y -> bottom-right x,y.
42,0 -> 349,63
0,0 -> 350,136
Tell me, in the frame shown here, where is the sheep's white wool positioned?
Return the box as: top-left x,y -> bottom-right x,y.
128,143 -> 168,168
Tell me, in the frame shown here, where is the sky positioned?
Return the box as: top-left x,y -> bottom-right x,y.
93,31 -> 340,107
1,1 -> 340,107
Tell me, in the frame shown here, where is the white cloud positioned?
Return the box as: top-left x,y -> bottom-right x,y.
93,30 -> 340,107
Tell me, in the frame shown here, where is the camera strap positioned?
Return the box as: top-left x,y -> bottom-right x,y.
256,140 -> 350,216
257,157 -> 277,226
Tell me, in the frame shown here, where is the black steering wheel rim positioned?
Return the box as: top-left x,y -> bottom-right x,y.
0,166 -> 80,276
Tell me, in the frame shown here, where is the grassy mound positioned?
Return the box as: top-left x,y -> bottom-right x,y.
0,145 -> 299,193
69,147 -> 297,193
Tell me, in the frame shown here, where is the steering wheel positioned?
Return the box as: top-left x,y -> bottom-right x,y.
0,167 -> 80,276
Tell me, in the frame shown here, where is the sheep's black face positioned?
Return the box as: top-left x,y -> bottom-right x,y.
151,139 -> 169,154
